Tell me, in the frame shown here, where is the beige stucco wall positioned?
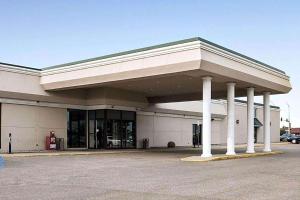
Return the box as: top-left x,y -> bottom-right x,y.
136,112 -> 224,148
0,100 -> 280,152
0,103 -> 67,153
0,69 -> 88,105
256,107 -> 280,143
86,87 -> 148,108
136,113 -> 200,148
137,102 -> 280,148
234,104 -> 249,144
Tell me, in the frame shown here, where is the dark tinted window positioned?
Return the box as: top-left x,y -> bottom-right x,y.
107,110 -> 121,120
67,109 -> 87,148
96,110 -> 105,119
122,111 -> 135,121
88,110 -> 95,120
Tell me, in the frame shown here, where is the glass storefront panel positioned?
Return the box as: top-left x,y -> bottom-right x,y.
107,110 -> 121,120
96,119 -> 105,148
106,119 -> 122,148
122,111 -> 135,121
96,110 -> 105,119
67,109 -> 87,148
86,109 -> 136,149
122,121 -> 135,148
89,119 -> 96,148
88,110 -> 96,149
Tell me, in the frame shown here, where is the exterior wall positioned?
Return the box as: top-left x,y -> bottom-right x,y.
0,103 -> 67,153
136,112 -> 223,148
211,119 -> 224,144
0,69 -> 86,105
86,87 -> 148,108
256,107 -> 280,143
234,103 -> 249,144
136,112 -> 199,148
151,101 -> 226,117
0,100 -> 280,152
137,102 -> 280,148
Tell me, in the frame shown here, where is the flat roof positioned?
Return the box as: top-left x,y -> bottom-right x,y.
235,99 -> 280,109
42,37 -> 286,74
0,37 -> 286,74
0,62 -> 41,71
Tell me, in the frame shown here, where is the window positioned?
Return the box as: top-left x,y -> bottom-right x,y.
192,124 -> 202,146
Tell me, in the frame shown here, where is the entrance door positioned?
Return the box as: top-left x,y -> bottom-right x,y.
254,127 -> 258,143
96,119 -> 105,148
88,110 -> 105,149
106,119 -> 121,148
68,109 -> 87,148
121,120 -> 136,148
88,109 -> 136,149
192,124 -> 202,147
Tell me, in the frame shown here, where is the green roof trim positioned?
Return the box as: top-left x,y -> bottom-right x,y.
0,62 -> 41,71
42,37 -> 199,70
235,99 -> 280,109
42,37 -> 286,74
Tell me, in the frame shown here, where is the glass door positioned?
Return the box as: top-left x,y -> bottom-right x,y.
88,110 -> 106,149
106,119 -> 121,148
88,109 -> 136,149
192,124 -> 202,147
68,109 -> 87,148
121,111 -> 136,148
121,120 -> 135,148
96,119 -> 105,148
88,111 -> 96,149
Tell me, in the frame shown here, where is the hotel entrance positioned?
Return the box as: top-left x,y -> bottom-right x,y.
88,109 -> 136,149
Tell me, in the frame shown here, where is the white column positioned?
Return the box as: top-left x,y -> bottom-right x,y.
201,76 -> 212,158
246,87 -> 255,153
263,92 -> 271,152
226,83 -> 236,155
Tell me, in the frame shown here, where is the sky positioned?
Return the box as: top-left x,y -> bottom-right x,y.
0,0 -> 299,126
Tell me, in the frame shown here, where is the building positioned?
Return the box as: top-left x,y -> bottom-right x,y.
0,37 -> 292,157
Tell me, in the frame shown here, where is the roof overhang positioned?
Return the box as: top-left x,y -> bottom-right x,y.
37,37 -> 291,102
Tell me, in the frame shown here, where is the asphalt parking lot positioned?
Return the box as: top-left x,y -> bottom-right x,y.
0,144 -> 299,200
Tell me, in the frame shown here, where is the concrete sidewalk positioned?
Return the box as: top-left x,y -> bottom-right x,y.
0,142 -> 290,158
181,151 -> 284,162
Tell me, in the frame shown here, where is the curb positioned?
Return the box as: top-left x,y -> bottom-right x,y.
0,150 -> 145,158
181,151 -> 284,162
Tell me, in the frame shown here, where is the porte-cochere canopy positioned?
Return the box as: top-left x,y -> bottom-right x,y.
40,37 -> 291,103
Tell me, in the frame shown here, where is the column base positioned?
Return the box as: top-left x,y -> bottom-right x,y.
263,148 -> 271,152
246,150 -> 255,154
226,151 -> 236,156
201,153 -> 212,158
